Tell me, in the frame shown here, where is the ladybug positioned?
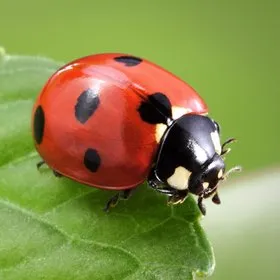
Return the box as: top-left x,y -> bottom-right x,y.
32,53 -> 240,215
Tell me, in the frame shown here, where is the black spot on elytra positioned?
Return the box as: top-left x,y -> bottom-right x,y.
84,148 -> 101,172
33,105 -> 45,144
138,92 -> 172,124
75,88 -> 100,124
114,56 -> 142,67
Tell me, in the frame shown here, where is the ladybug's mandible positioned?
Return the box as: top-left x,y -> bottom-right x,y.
32,53 -> 240,215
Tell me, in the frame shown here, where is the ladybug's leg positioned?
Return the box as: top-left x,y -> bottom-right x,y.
37,160 -> 63,178
147,167 -> 161,189
167,190 -> 189,205
148,168 -> 191,207
221,138 -> 236,156
198,196 -> 206,215
36,160 -> 45,169
148,167 -> 180,196
53,170 -> 63,177
197,187 -> 219,215
212,192 -> 221,204
148,168 -> 172,192
197,187 -> 221,215
150,185 -> 176,195
104,189 -> 133,212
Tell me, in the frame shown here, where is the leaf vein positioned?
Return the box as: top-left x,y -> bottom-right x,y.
0,198 -> 142,267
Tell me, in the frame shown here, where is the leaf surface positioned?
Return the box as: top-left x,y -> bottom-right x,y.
0,49 -> 214,280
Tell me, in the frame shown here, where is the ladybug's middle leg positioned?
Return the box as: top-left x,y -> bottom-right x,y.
104,189 -> 133,212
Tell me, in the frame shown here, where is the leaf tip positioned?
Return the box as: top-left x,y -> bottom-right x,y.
194,265 -> 215,279
193,253 -> 216,279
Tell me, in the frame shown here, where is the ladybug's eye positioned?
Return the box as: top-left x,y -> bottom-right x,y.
213,120 -> 220,134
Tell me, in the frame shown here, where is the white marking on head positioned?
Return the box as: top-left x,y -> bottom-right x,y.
203,182 -> 209,189
211,131 -> 222,154
218,169 -> 223,179
167,166 -> 191,190
172,106 -> 192,120
155,124 -> 167,143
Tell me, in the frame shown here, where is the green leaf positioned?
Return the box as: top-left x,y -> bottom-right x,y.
0,48 -> 214,280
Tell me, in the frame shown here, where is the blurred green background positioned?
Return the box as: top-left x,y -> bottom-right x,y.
1,0 -> 279,279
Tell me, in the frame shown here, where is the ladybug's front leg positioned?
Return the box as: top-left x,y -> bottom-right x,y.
167,190 -> 189,205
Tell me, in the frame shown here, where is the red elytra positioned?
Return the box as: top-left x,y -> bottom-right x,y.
32,53 -> 208,190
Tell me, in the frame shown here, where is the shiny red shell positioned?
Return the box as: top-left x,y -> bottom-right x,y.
32,53 -> 208,190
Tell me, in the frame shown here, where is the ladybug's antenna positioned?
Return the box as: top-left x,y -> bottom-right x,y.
221,138 -> 237,156
222,166 -> 242,180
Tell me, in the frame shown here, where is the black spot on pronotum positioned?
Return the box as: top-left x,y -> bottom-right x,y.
84,148 -> 101,172
33,105 -> 45,144
75,88 -> 100,124
114,56 -> 142,67
138,92 -> 172,124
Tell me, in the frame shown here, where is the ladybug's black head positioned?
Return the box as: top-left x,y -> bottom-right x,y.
188,154 -> 225,214
151,114 -> 241,215
188,150 -> 241,214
